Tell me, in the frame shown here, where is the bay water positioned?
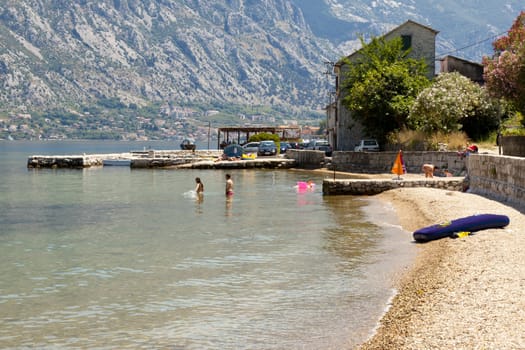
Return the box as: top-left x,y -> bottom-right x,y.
0,141 -> 415,349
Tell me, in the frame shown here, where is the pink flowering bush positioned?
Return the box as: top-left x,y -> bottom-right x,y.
483,11 -> 525,115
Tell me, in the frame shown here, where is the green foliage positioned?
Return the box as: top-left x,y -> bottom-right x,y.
248,133 -> 280,143
408,72 -> 502,139
386,128 -> 469,151
502,128 -> 525,136
317,119 -> 327,135
98,97 -> 127,109
248,132 -> 281,152
500,112 -> 525,135
340,36 -> 431,144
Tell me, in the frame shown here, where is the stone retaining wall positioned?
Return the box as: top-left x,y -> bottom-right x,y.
286,149 -> 327,169
323,178 -> 465,195
467,153 -> 525,207
501,136 -> 525,157
330,151 -> 467,175
322,153 -> 525,208
27,150 -> 222,168
27,155 -> 104,168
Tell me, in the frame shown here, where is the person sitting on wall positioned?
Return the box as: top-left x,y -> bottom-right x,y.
457,144 -> 478,159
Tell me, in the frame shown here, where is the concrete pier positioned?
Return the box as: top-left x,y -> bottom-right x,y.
322,177 -> 466,195
27,150 -> 220,168
27,154 -> 106,168
27,150 -> 295,170
174,158 -> 296,169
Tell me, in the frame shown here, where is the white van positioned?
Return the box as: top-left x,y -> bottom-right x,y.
354,139 -> 380,152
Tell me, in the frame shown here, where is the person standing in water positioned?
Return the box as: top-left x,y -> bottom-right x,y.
225,173 -> 234,196
195,177 -> 204,194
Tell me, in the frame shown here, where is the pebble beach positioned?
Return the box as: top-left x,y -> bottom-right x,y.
359,187 -> 525,349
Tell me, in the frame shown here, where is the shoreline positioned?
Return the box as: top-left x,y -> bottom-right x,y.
358,187 -> 525,349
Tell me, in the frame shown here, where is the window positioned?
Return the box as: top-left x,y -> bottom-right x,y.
401,35 -> 412,51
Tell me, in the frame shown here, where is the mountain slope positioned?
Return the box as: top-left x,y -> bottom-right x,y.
0,0 -> 335,113
297,0 -> 524,59
0,0 -> 523,117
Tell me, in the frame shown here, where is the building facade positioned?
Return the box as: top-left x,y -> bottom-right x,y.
328,20 -> 439,151
439,55 -> 484,85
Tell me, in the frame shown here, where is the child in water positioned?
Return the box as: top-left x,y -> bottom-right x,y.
195,177 -> 204,193
225,174 -> 234,196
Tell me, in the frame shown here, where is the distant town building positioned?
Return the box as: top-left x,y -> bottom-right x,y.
206,110 -> 220,117
15,113 -> 32,120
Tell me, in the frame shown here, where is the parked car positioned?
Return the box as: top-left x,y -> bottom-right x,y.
279,142 -> 291,153
354,139 -> 380,152
257,140 -> 277,156
287,142 -> 300,149
305,139 -> 333,156
180,138 -> 196,151
299,140 -> 310,149
242,142 -> 260,154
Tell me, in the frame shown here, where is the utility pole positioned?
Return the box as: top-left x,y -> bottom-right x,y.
207,121 -> 211,150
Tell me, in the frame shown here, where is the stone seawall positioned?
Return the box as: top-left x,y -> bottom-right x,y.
468,153 -> 525,207
322,153 -> 525,208
27,155 -> 105,168
285,149 -> 327,169
323,178 -> 465,195
27,150 -> 222,168
501,136 -> 525,157
330,151 -> 467,175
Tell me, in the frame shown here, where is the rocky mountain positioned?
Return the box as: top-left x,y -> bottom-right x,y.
297,0 -> 524,60
0,0 -> 523,118
0,0 -> 337,115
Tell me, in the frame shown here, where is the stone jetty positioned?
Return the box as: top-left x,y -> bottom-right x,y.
27,154 -> 108,168
322,177 -> 466,195
174,158 -> 295,169
27,149 -> 296,169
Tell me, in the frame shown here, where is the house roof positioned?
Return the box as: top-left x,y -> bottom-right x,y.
440,55 -> 483,67
384,19 -> 439,37
335,19 -> 439,66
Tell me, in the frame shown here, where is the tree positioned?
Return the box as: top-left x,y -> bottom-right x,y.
408,72 -> 501,139
317,119 -> 327,135
483,11 -> 525,115
248,132 -> 279,143
340,36 -> 431,143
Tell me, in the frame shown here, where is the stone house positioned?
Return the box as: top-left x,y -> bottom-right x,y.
439,55 -> 484,85
327,20 -> 439,151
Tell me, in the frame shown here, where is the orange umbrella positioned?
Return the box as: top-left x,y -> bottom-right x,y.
391,150 -> 406,179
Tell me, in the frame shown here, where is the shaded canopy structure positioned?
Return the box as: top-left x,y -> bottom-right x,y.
223,144 -> 244,157
217,126 -> 301,149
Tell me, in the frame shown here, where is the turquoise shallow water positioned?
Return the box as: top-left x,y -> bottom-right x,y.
0,141 -> 414,349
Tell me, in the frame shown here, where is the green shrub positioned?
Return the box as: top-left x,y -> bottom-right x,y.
248,132 -> 281,153
248,132 -> 280,143
386,129 -> 469,151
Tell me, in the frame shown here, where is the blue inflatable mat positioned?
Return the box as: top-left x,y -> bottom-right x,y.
413,214 -> 510,242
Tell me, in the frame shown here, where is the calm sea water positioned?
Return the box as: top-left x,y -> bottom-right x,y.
0,141 -> 415,350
